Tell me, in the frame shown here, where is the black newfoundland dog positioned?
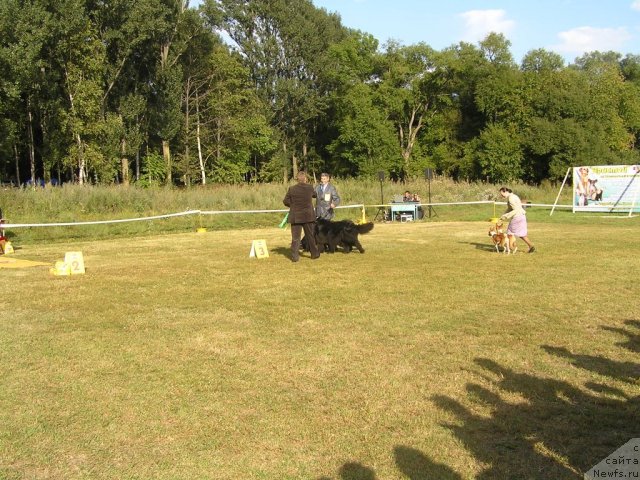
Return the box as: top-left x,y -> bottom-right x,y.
302,218 -> 374,253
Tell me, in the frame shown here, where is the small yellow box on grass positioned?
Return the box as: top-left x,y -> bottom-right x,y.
50,252 -> 85,276
0,240 -> 14,254
65,251 -> 85,274
50,261 -> 71,276
249,239 -> 269,258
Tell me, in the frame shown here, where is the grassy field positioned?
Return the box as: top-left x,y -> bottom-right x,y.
1,215 -> 638,479
0,178 -> 574,244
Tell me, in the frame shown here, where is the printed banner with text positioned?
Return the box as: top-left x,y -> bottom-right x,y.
573,165 -> 640,213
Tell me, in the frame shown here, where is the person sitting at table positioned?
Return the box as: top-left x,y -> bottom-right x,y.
402,191 -> 413,202
409,193 -> 424,219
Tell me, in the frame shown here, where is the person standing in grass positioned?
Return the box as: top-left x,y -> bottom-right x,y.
284,171 -> 320,262
315,172 -> 340,220
499,187 -> 536,253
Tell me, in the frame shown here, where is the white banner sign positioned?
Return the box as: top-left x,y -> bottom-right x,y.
573,165 -> 640,213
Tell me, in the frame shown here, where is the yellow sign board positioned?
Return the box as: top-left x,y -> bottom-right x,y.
0,240 -> 14,254
249,239 -> 269,259
64,251 -> 86,274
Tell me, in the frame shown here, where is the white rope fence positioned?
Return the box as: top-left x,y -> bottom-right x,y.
1,210 -> 201,228
1,201 -> 576,229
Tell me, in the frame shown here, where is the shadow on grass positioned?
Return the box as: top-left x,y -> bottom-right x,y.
459,241 -> 503,252
601,319 -> 640,353
316,463 -> 376,480
432,359 -> 639,478
393,446 -> 462,480
272,246 -> 292,259
430,319 -> 640,479
318,452 -> 460,480
339,462 -> 376,480
273,245 -> 355,259
317,321 -> 640,480
542,345 -> 640,384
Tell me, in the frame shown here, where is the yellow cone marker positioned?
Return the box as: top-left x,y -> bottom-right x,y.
359,206 -> 367,224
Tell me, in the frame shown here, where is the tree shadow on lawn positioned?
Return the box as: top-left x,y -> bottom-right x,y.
316,462 -> 376,480
434,358 -> 638,479
542,345 -> 640,384
317,320 -> 640,479
431,320 -> 640,479
339,462 -> 376,480
393,446 -> 463,480
601,319 -> 640,354
317,451 -> 461,480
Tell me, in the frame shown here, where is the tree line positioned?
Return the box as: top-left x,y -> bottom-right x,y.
1,0 -> 639,187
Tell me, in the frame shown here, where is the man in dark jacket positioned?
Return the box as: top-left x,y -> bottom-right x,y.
283,171 -> 320,262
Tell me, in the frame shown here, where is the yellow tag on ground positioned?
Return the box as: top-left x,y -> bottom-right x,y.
50,260 -> 71,276
64,251 -> 86,274
0,258 -> 49,269
249,239 -> 269,259
1,241 -> 14,254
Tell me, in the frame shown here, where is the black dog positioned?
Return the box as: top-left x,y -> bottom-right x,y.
302,218 -> 374,253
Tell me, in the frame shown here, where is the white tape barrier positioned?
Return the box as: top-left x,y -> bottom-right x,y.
494,202 -> 574,208
1,205 -> 366,228
199,204 -> 363,215
368,200 -> 493,208
381,201 -> 573,208
2,210 -> 201,228
1,202 -> 574,229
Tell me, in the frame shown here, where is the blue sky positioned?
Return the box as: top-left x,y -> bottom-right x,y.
310,0 -> 640,63
191,0 -> 640,64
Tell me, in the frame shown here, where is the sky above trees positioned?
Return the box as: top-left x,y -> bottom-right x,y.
287,0 -> 640,64
2,0 -> 639,187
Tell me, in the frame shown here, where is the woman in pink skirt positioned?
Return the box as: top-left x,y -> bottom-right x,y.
499,187 -> 536,253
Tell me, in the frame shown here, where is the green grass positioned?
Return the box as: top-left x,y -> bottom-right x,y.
1,179 -> 576,245
1,217 -> 638,479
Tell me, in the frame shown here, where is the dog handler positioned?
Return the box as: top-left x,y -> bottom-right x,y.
315,172 -> 340,220
499,187 -> 536,253
283,171 -> 320,262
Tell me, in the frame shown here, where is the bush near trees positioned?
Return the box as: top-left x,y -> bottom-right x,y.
0,0 -> 639,187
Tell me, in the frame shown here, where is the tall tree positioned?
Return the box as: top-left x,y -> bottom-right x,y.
323,31 -> 397,176
90,0 -> 160,183
376,41 -> 457,179
468,123 -> 523,183
474,33 -> 524,126
200,44 -> 276,183
152,0 -> 192,185
0,0 -> 54,185
211,0 -> 346,181
54,0 -> 107,184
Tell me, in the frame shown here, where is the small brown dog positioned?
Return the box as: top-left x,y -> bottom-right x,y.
488,222 -> 517,254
